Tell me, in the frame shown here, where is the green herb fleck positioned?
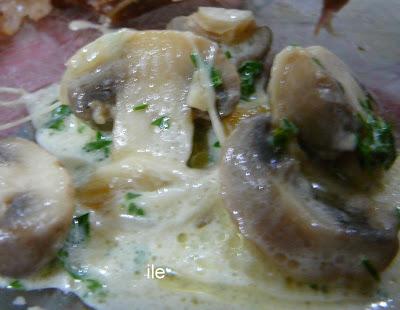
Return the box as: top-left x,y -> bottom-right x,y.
83,278 -> 107,301
126,192 -> 141,200
190,53 -> 223,89
356,109 -> 396,170
57,213 -> 92,280
85,279 -> 103,293
213,141 -> 221,148
7,280 -> 24,290
225,50 -> 232,59
71,213 -> 90,242
61,213 -> 90,248
190,53 -> 201,68
57,252 -> 87,280
47,104 -> 72,131
238,61 -> 263,101
359,97 -> 373,111
83,131 -> 112,158
57,247 -> 86,280
78,124 -> 86,133
312,57 -> 325,69
362,258 -> 380,281
133,103 -> 148,111
57,248 -> 69,260
268,118 -> 299,153
122,192 -> 144,216
60,213 -> 91,258
128,202 -> 145,216
151,116 -> 170,130
210,67 -> 223,88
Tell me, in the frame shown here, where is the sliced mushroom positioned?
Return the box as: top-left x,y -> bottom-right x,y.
223,26 -> 272,67
62,29 -> 235,163
66,60 -> 127,130
220,115 -> 399,281
167,7 -> 272,66
188,49 -> 240,118
191,7 -> 256,44
60,30 -> 133,131
268,46 -> 366,159
0,138 -> 74,277
214,50 -> 241,117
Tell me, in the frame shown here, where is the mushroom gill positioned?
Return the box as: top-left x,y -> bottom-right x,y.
167,7 -> 273,67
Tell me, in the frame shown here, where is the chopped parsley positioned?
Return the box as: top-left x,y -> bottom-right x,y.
83,131 -> 112,158
190,52 -> 223,89
57,248 -> 85,280
225,50 -> 232,59
361,257 -> 380,281
77,124 -> 86,133
213,141 -> 221,148
151,116 -> 170,130
7,280 -> 24,290
57,213 -> 106,300
69,213 -> 90,243
122,192 -> 145,216
83,278 -> 107,301
210,67 -> 223,88
128,203 -> 145,216
57,213 -> 91,279
190,53 -> 201,68
133,103 -> 148,111
85,279 -> 103,293
58,252 -> 105,294
268,118 -> 299,153
126,192 -> 141,200
359,97 -> 373,111
238,61 -> 263,101
47,104 -> 72,130
356,97 -> 396,170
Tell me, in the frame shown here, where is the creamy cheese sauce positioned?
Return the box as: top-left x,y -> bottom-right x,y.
0,14 -> 400,309
0,76 -> 399,310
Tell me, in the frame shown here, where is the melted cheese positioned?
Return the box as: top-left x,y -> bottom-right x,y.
1,38 -> 400,310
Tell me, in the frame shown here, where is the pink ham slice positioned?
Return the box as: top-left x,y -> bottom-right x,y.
0,9 -> 99,92
0,8 -> 100,138
0,1 -> 242,138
